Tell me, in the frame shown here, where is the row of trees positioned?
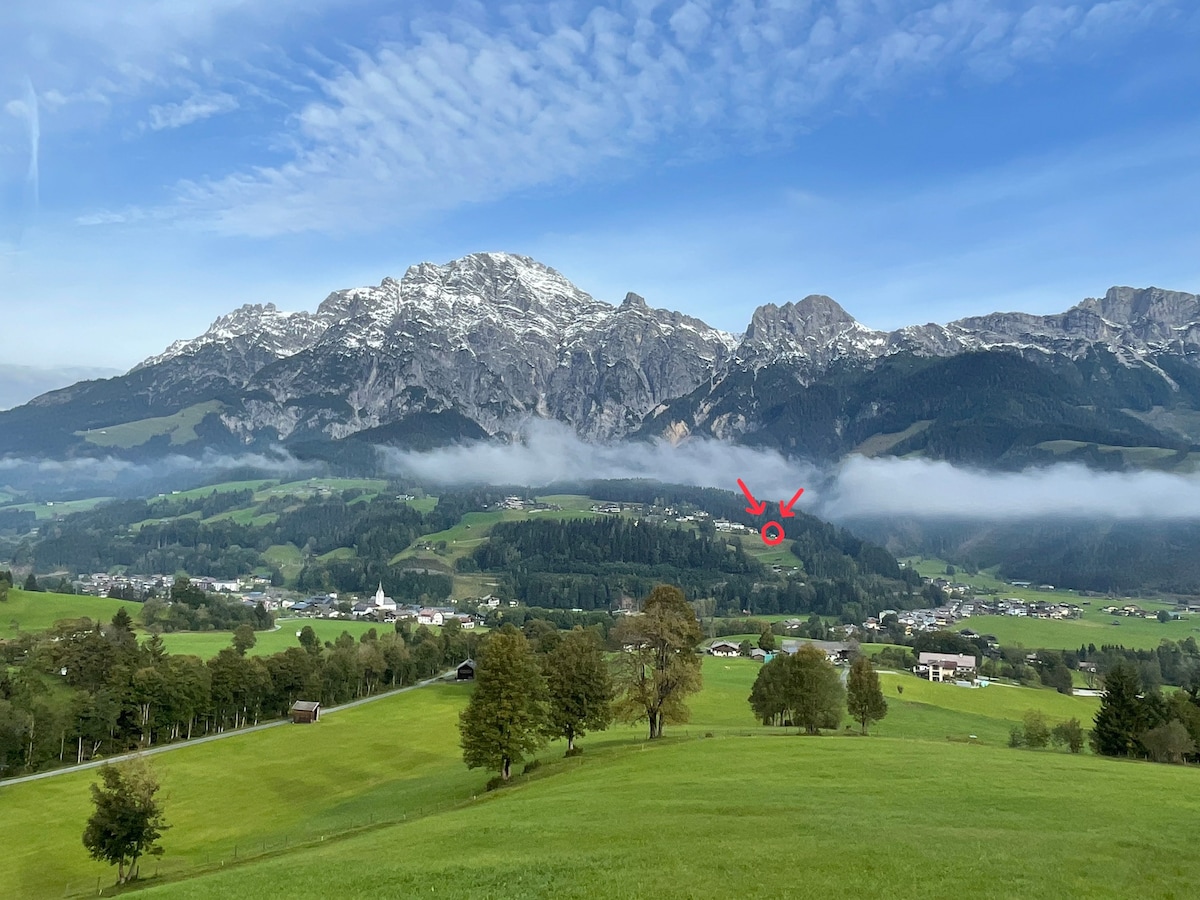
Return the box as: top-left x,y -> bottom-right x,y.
0,607 -> 478,776
459,585 -> 705,781
748,649 -> 888,735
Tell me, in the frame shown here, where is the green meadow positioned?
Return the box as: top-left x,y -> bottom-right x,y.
0,589 -> 141,639
962,608 -> 1200,650
2,496 -> 116,520
156,618 -> 390,658
3,655 -> 1161,900
392,495 -> 600,565
75,402 -> 226,449
904,557 -> 1197,650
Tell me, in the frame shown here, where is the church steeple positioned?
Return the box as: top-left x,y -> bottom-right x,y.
375,582 -> 385,604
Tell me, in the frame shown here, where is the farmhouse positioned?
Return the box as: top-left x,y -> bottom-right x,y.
708,640 -> 742,658
780,639 -> 854,664
289,700 -> 321,724
916,652 -> 977,683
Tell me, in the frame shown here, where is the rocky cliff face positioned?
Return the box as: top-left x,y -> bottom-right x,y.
7,254 -> 1200,462
140,253 -> 739,442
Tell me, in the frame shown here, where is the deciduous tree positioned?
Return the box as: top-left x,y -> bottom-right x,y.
613,585 -> 703,739
82,757 -> 168,885
788,646 -> 845,735
846,656 -> 887,734
542,628 -> 613,753
231,623 -> 257,656
458,626 -> 548,780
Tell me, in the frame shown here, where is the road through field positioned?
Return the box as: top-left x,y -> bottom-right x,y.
0,671 -> 453,789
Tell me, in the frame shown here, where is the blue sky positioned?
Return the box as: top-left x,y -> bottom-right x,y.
2,0 -> 1198,371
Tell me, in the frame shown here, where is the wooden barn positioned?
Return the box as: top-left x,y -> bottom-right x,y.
289,700 -> 321,723
456,659 -> 476,681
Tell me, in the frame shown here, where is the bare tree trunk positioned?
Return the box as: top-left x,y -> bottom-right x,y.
502,757 -> 511,780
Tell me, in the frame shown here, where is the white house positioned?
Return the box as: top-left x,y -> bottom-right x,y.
917,652 -> 977,682
417,608 -> 446,626
479,595 -> 501,608
708,640 -> 741,658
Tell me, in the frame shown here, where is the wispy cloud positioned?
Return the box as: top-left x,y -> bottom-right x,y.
167,0 -> 1183,237
146,91 -> 238,130
3,79 -> 40,211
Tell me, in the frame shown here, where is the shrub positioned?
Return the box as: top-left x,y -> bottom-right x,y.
565,746 -> 583,757
522,759 -> 542,774
1022,710 -> 1051,749
485,776 -> 505,792
1050,718 -> 1084,754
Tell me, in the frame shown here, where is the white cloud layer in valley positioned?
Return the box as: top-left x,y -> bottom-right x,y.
378,421 -> 1200,521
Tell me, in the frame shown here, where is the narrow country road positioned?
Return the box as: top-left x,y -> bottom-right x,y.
0,671 -> 453,789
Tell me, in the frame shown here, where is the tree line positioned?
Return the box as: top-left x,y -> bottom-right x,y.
0,606 -> 479,778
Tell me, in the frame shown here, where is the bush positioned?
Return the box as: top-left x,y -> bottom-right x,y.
485,776 -> 505,792
565,746 -> 583,757
1022,710 -> 1051,749
1008,726 -> 1025,748
1050,718 -> 1084,754
522,759 -> 542,774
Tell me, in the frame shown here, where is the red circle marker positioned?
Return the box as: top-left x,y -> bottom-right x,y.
760,521 -> 785,546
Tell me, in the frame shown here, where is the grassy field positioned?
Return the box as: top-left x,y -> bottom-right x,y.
133,731 -> 1200,900
0,682 -> 478,899
2,496 -> 116,520
393,495 -> 600,565
157,618 -> 388,658
905,557 -> 1197,650
4,654 -> 1194,899
962,609 -> 1200,650
0,589 -> 141,639
76,402 -> 225,448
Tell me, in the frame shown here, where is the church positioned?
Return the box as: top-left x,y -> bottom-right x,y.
370,583 -> 398,613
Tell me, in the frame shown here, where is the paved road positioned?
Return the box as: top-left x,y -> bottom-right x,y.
0,672 -> 453,788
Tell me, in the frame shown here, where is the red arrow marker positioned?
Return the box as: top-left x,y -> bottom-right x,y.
737,478 -> 768,516
779,488 -> 805,518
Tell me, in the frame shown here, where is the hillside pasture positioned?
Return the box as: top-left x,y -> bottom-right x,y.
157,618 -> 387,658
1,654 -> 1183,900
394,500 -> 600,564
2,496 -> 115,520
134,720 -> 1199,900
0,589 -> 140,639
75,401 -> 225,449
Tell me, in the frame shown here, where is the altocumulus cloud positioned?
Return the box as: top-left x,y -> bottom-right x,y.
170,0 -> 1180,237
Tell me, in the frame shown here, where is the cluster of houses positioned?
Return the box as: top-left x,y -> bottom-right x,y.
1099,604 -> 1169,619
73,572 -> 170,598
709,637 -> 982,686
862,592 -> 1082,637
288,584 -> 478,628
707,638 -> 856,665
487,497 -> 564,512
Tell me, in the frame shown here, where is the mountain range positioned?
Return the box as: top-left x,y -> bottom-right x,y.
4,251 -> 1200,470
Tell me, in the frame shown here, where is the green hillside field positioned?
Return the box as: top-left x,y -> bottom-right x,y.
3,656 -> 1174,900
0,589 -> 141,639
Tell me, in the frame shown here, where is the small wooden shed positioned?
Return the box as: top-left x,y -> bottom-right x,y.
289,700 -> 321,723
456,659 -> 476,681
